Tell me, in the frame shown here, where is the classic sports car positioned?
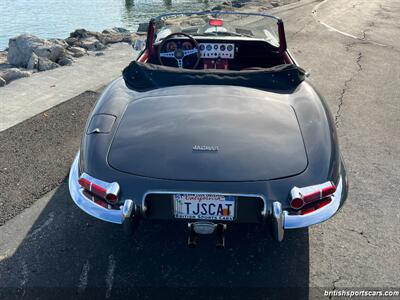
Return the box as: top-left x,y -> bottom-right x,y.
69,11 -> 348,248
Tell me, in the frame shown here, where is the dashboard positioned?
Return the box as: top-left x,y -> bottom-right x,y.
199,43 -> 235,59
155,39 -> 284,70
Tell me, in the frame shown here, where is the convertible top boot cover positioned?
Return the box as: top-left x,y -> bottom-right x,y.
122,61 -> 306,92
107,87 -> 308,181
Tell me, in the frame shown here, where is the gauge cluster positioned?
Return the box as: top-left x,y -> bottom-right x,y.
199,43 -> 235,59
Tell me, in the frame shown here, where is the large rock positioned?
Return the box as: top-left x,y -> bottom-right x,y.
67,27 -> 132,49
49,38 -> 69,48
27,52 -> 39,70
102,28 -> 133,44
37,57 -> 59,71
65,37 -> 79,46
69,28 -> 100,39
0,51 -> 8,65
49,44 -> 67,62
7,34 -> 45,67
33,46 -> 51,60
0,68 -> 31,84
79,37 -> 106,50
67,46 -> 87,58
99,32 -> 132,44
58,56 -> 74,66
102,27 -> 130,34
7,34 -> 70,69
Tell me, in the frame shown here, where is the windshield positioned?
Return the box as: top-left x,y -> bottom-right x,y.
153,11 -> 281,47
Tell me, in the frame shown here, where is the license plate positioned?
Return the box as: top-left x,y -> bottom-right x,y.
173,194 -> 236,221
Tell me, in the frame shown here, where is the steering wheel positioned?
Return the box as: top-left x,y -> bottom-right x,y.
158,32 -> 201,69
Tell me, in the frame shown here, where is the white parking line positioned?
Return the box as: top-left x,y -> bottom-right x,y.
77,260 -> 90,295
105,255 -> 116,299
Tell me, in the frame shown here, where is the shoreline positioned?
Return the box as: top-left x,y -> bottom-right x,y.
0,0 -> 299,87
0,28 -> 144,87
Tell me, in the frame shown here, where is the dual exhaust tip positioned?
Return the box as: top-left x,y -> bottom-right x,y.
188,222 -> 227,249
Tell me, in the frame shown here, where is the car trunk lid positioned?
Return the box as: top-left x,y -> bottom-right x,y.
108,90 -> 307,181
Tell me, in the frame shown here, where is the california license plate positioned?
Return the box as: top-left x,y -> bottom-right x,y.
173,194 -> 236,221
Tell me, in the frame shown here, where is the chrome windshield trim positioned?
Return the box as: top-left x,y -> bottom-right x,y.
68,154 -> 124,224
283,176 -> 343,229
142,190 -> 268,217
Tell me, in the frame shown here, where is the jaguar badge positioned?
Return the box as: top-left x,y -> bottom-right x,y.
192,145 -> 219,152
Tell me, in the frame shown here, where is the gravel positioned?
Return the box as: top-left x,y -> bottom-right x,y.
0,90 -> 99,225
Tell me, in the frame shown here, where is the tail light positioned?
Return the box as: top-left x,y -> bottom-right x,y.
300,198 -> 332,215
78,173 -> 120,203
290,181 -> 336,210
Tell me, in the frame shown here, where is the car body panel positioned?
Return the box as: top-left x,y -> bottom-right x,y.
108,89 -> 307,181
79,80 -> 342,209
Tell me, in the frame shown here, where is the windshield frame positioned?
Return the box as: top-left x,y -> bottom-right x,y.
152,11 -> 281,22
145,11 -> 287,57
152,11 -> 283,45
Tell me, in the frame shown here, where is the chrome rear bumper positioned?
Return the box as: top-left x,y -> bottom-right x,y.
270,174 -> 344,237
69,154 -> 131,224
69,153 -> 345,239
283,175 -> 343,229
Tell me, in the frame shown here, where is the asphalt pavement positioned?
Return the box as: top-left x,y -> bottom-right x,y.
0,0 -> 399,299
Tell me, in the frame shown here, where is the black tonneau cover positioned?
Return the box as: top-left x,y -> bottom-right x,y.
123,61 -> 306,92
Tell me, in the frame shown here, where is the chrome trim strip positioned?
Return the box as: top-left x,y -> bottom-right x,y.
283,176 -> 343,229
68,154 -> 124,224
142,191 -> 268,217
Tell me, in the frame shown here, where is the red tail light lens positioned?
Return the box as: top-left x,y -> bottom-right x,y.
78,178 -> 91,190
300,197 -> 332,215
303,190 -> 321,203
209,19 -> 223,26
290,181 -> 336,210
322,185 -> 336,197
290,197 -> 304,209
91,183 -> 107,198
105,193 -> 118,203
78,173 -> 120,204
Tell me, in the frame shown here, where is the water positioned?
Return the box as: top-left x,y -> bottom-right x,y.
0,0 -> 219,50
